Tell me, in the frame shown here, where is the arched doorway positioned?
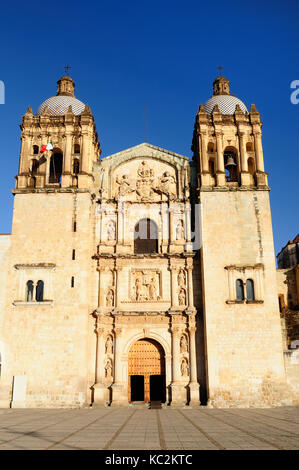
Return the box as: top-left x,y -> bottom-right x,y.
128,338 -> 166,403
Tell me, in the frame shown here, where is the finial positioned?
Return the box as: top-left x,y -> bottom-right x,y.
217,65 -> 223,76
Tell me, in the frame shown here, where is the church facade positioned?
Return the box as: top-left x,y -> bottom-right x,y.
0,75 -> 296,408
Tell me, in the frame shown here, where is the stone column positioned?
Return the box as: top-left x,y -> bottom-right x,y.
81,132 -> 90,173
239,131 -> 248,172
186,258 -> 194,309
169,206 -> 174,244
115,267 -> 122,309
188,323 -> 200,405
184,204 -> 192,252
170,322 -> 187,405
170,265 -> 178,309
216,131 -> 225,186
200,132 -> 209,173
253,131 -> 264,172
111,327 -> 127,405
63,132 -> 72,174
93,324 -> 110,406
171,326 -> 181,384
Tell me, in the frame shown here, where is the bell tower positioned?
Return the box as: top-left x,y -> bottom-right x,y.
192,76 -> 268,189
192,78 -> 289,407
16,75 -> 100,190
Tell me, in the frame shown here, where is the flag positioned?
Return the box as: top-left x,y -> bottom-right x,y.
40,142 -> 53,153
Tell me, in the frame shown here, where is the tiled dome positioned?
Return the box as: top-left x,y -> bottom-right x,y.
36,95 -> 86,116
204,95 -> 248,115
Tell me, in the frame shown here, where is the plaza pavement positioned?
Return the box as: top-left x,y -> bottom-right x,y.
0,406 -> 298,450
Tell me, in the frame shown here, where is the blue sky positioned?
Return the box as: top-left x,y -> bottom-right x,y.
0,0 -> 298,255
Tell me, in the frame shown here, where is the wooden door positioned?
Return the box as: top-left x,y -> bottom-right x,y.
128,339 -> 165,403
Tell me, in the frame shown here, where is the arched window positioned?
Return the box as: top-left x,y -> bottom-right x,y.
74,144 -> 80,154
26,280 -> 34,301
49,149 -> 63,183
31,159 -> 39,176
73,159 -> 80,174
33,145 -> 39,155
248,157 -> 255,175
246,142 -> 253,152
236,279 -> 244,301
207,142 -> 215,153
208,158 -> 216,177
134,219 -> 158,254
246,279 -> 255,301
36,280 -> 44,302
224,147 -> 238,182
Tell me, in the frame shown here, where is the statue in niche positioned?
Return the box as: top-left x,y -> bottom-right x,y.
148,277 -> 157,300
116,174 -> 132,197
158,171 -> 176,199
105,358 -> 113,378
181,358 -> 189,377
106,289 -> 114,307
178,288 -> 186,306
105,336 -> 113,354
176,220 -> 184,240
180,335 -> 188,353
107,221 -> 116,240
178,269 -> 186,287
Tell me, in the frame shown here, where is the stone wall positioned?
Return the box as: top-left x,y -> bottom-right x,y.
0,191 -> 97,407
200,189 -> 291,407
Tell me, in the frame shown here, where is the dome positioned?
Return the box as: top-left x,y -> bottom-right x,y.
204,95 -> 248,115
36,95 -> 86,116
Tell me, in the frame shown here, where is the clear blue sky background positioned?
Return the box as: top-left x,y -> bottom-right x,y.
0,0 -> 298,256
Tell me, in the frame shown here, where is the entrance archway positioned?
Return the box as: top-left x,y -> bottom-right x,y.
128,338 -> 166,403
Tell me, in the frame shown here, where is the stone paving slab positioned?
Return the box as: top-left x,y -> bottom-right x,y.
0,406 -> 298,450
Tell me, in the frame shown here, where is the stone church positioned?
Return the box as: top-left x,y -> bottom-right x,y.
0,74 -> 296,408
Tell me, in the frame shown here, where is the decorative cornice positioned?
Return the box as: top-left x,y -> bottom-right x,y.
14,263 -> 56,270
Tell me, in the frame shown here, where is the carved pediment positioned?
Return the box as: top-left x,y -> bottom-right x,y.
97,143 -> 190,201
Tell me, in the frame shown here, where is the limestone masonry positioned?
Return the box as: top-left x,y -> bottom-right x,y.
0,75 -> 297,408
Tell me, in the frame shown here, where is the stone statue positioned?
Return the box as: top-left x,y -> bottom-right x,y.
116,174 -> 131,197
178,288 -> 186,306
158,171 -> 176,199
105,358 -> 113,378
107,221 -> 116,240
148,277 -> 157,300
105,335 -> 113,354
135,277 -> 146,301
106,289 -> 114,307
180,335 -> 188,353
178,269 -> 186,287
181,358 -> 188,377
176,220 -> 184,240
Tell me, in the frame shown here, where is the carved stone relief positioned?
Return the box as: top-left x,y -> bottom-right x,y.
131,270 -> 161,302
105,358 -> 113,378
181,358 -> 189,377
105,335 -> 113,354
180,335 -> 188,353
107,220 -> 116,240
